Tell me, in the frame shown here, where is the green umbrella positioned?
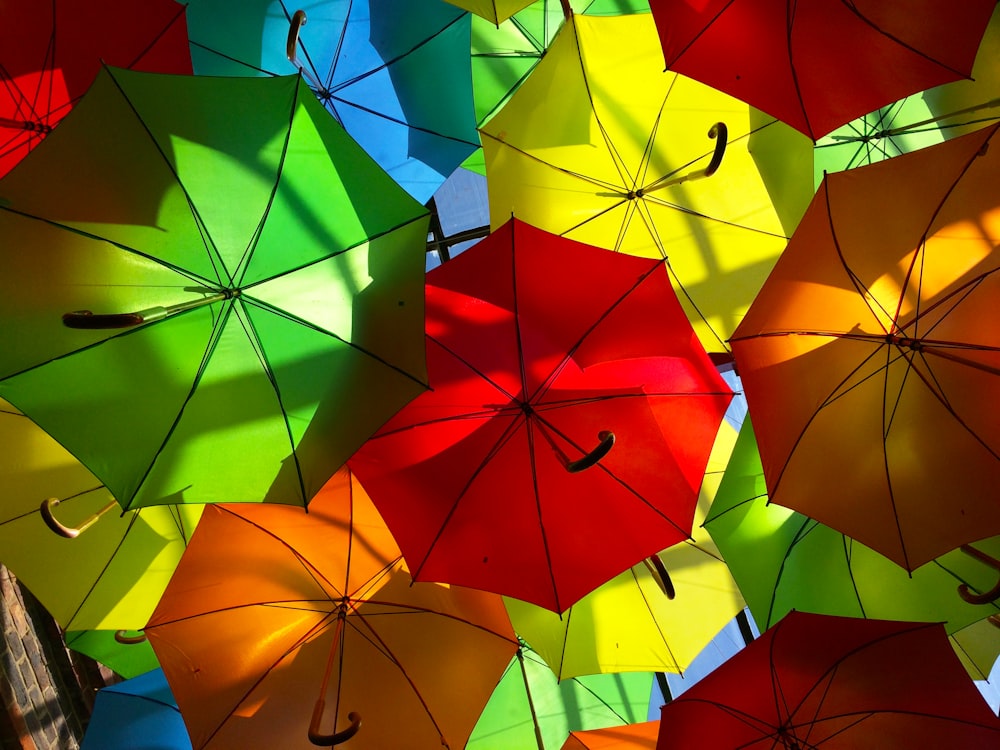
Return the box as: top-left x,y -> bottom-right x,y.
705,418 -> 1000,637
0,68 -> 429,513
63,630 -> 159,680
468,641 -> 653,750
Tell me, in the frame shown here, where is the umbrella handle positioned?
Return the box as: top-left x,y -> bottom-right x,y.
39,497 -> 118,539
308,702 -> 361,747
564,431 -> 615,473
114,630 -> 148,645
957,545 -> 1000,605
647,122 -> 728,191
643,555 -> 676,600
63,292 -> 231,329
286,10 -> 307,65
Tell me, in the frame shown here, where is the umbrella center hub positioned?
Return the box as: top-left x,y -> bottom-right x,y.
625,188 -> 645,200
886,333 -> 922,351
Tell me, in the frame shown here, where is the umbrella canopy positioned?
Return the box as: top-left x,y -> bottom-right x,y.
81,668 -> 190,750
650,0 -> 997,141
0,0 -> 192,178
0,400 -> 201,633
63,629 -> 159,680
563,721 -> 659,750
0,67 -> 429,512
145,467 -> 518,750
729,121 -> 1000,572
348,217 -> 733,613
446,0 -> 534,25
186,0 -> 478,203
655,611 -> 1000,748
951,617 -> 1000,682
479,12 -> 790,355
706,417 -> 1000,636
506,422 -> 744,678
468,642 -> 653,750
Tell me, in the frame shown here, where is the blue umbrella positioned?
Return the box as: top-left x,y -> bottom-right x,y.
81,669 -> 190,750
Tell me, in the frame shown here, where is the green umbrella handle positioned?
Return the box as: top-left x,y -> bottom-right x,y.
114,630 -> 148,645
564,431 -> 615,473
39,497 -> 118,538
643,555 -> 676,600
957,545 -> 1000,605
308,703 -> 361,747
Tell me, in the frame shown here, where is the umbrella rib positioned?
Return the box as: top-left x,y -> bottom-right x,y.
328,93 -> 481,147
628,562 -> 685,671
187,40 -> 280,77
124,2 -> 189,70
101,66 -> 231,287
764,516 -> 825,629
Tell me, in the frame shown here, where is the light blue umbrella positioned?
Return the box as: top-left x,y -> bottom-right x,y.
81,669 -> 190,750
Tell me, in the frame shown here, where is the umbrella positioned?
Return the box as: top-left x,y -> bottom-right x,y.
468,641 -> 653,750
650,0 -> 997,141
0,67 -> 430,513
506,421 -> 745,678
446,0 -> 535,25
348,217 -> 733,613
0,399 -> 201,633
951,617 -> 1000,682
0,0 -> 192,178
729,121 -> 1000,572
705,416 -> 1000,637
186,0 -> 478,203
656,611 -> 1000,748
81,668 -> 190,750
63,629 -> 159,680
145,467 -> 518,749
479,12 -> 790,355
563,721 -> 659,750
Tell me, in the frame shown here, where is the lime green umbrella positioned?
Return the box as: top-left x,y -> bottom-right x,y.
0,400 -> 201,634
0,68 -> 429,512
705,418 -> 1000,638
468,641 -> 653,750
63,630 -> 159,680
951,617 -> 1000,682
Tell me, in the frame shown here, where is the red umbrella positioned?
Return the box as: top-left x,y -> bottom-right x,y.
0,0 -> 192,177
649,0 -> 997,140
656,610 -> 1000,748
348,217 -> 733,613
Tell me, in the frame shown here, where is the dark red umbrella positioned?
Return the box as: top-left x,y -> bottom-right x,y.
348,217 -> 733,613
649,0 -> 997,140
656,611 -> 1000,749
0,0 -> 192,177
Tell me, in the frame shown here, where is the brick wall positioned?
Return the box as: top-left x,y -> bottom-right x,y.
1,566 -> 108,750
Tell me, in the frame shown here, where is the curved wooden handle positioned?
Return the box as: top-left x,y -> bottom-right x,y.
114,630 -> 148,645
287,10 -> 307,64
703,122 -> 728,178
564,431 -> 615,473
308,702 -> 361,747
957,544 -> 1000,605
40,497 -> 117,538
644,555 -> 676,600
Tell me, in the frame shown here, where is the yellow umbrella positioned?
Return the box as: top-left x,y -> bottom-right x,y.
0,399 -> 201,632
951,617 -> 1000,682
505,422 -> 745,678
446,0 -> 536,25
480,13 -> 789,354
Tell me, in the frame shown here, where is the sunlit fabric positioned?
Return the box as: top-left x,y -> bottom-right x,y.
731,122 -> 1000,571
0,69 -> 429,511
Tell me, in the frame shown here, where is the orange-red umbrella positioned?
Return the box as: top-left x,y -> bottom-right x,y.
145,468 -> 518,749
730,121 -> 1000,571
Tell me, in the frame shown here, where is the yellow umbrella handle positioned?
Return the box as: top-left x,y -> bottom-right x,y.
39,497 -> 117,539
957,544 -> 1000,605
114,630 -> 148,645
647,122 -> 729,192
308,705 -> 361,747
564,431 -> 616,473
643,555 -> 676,600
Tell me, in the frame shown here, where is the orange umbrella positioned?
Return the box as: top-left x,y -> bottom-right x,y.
730,121 -> 1000,572
145,468 -> 518,749
563,720 -> 659,749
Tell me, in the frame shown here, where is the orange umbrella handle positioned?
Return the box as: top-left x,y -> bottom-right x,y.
564,431 -> 615,473
39,497 -> 117,538
114,630 -> 148,645
957,545 -> 1000,605
308,702 -> 361,747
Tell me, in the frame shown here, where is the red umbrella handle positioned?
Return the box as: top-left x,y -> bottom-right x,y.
39,497 -> 118,538
957,545 -> 1000,605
